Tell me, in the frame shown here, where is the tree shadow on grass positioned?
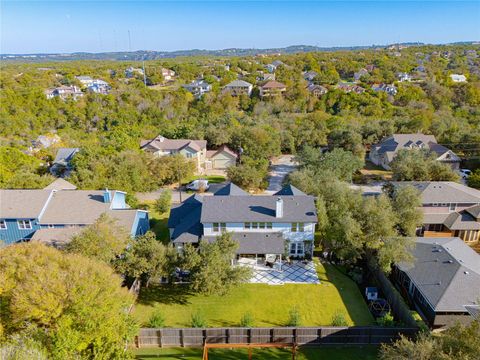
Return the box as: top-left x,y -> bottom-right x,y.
137,284 -> 193,306
322,262 -> 374,326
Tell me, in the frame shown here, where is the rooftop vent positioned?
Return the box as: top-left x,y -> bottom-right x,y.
465,271 -> 470,275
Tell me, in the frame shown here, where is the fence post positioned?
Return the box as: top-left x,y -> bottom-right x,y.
180,329 -> 184,347
226,328 -> 229,344
158,329 -> 162,348
248,328 -> 251,344
293,328 -> 297,345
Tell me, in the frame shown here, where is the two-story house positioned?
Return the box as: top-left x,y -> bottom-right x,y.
369,134 -> 461,170
394,181 -> 480,244
140,135 -> 207,173
259,80 -> 287,98
393,237 -> 480,328
182,80 -> 212,98
0,181 -> 149,247
168,184 -> 317,265
306,84 -> 328,98
45,86 -> 84,100
223,80 -> 253,97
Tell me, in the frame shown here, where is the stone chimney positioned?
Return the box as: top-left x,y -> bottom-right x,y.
276,197 -> 283,218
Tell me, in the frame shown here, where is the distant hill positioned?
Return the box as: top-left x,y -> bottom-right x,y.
2,42 -> 477,62
0,43 -> 429,62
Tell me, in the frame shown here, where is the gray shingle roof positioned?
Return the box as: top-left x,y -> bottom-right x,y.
443,211 -> 480,230
465,204 -> 480,219
373,134 -> 438,155
395,182 -> 480,204
30,227 -> 83,246
397,237 -> 480,312
0,190 -> 53,219
200,195 -> 316,223
213,183 -> 248,196
39,190 -> 120,225
44,178 -> 77,191
203,232 -> 285,254
169,195 -> 204,243
274,185 -> 306,196
224,80 -> 252,88
140,135 -> 206,153
52,147 -> 79,166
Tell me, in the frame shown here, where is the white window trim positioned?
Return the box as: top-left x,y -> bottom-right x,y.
17,220 -> 32,230
0,220 -> 7,230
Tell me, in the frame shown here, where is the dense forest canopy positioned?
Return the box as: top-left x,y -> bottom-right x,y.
1,44 -> 479,190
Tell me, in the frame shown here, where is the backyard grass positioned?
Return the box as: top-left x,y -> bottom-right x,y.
132,261 -> 374,327
140,201 -> 170,243
360,161 -> 393,180
133,345 -> 379,360
184,174 -> 226,184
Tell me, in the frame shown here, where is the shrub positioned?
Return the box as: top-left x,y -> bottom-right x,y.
190,311 -> 207,328
376,311 -> 395,327
155,189 -> 172,214
331,310 -> 348,326
148,308 -> 166,328
240,312 -> 254,327
287,306 -> 301,327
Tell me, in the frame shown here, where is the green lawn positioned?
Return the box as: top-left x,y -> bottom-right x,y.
133,261 -> 374,327
140,202 -> 170,243
184,175 -> 226,184
133,346 -> 379,360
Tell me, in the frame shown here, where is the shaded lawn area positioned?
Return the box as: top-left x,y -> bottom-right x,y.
133,261 -> 374,327
133,346 -> 379,360
140,201 -> 170,243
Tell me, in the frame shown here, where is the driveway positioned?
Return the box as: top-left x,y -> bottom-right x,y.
265,155 -> 298,194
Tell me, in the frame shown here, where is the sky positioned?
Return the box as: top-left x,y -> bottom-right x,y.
1,1 -> 479,54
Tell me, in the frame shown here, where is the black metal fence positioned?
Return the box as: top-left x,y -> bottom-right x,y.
135,326 -> 418,348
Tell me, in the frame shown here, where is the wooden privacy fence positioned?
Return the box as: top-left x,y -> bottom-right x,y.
135,326 -> 418,348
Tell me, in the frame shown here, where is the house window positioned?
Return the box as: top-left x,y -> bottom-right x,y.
291,223 -> 305,232
259,222 -> 266,229
267,222 -> 272,229
252,222 -> 258,229
449,203 -> 456,212
213,223 -> 226,232
48,224 -> 55,229
244,222 -> 251,230
17,220 -> 32,230
0,220 -> 6,230
289,242 -> 305,256
186,152 -> 194,158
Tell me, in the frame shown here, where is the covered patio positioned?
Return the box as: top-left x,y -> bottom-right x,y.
248,261 -> 320,285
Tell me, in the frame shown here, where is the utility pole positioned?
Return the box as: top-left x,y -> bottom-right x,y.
142,59 -> 147,87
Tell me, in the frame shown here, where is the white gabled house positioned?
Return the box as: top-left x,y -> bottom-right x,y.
168,184 -> 317,264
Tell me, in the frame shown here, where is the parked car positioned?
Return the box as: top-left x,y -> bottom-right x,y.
460,169 -> 472,179
186,179 -> 209,191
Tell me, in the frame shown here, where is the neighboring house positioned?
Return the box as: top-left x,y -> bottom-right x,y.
306,84 -> 328,98
0,185 -> 149,246
259,80 -> 287,98
125,67 -> 144,78
223,80 -> 253,97
371,83 -> 398,96
182,80 -> 212,98
45,86 -> 83,100
265,64 -> 277,73
76,76 -> 111,94
50,147 -> 80,177
44,178 -> 78,191
140,135 -> 207,173
336,82 -> 365,94
303,71 -> 318,82
161,68 -> 176,81
258,72 -> 276,81
369,134 -> 461,170
395,181 -> 480,244
450,74 -> 467,83
392,237 -> 480,328
168,184 -> 317,263
397,72 -> 412,82
354,68 -> 369,81
205,145 -> 238,170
